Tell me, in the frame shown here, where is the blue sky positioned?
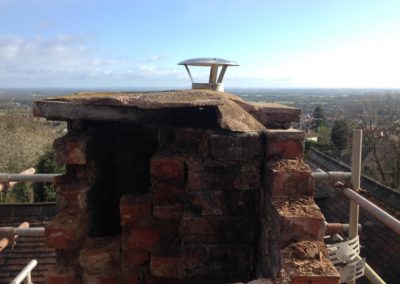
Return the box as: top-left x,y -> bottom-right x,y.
1,0 -> 400,88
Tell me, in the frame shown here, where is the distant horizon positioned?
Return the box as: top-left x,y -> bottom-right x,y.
1,86 -> 400,91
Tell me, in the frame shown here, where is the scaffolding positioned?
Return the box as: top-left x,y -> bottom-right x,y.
0,171 -> 57,284
313,129 -> 400,284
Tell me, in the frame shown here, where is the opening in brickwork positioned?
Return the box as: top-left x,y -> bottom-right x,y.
87,123 -> 159,237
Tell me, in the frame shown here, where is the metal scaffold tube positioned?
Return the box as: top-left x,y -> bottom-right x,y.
0,227 -> 45,237
364,262 -> 386,284
0,173 -> 59,183
312,171 -> 352,181
11,259 -> 37,284
0,222 -> 29,252
341,186 -> 400,235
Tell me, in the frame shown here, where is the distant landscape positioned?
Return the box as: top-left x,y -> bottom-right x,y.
0,87 -> 399,203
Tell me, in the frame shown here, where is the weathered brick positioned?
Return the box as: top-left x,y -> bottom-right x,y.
182,273 -> 226,284
150,156 -> 184,182
209,133 -> 262,161
291,275 -> 340,284
122,266 -> 149,284
186,159 -> 260,191
173,129 -> 209,156
126,228 -> 161,250
82,273 -> 121,283
153,203 -> 183,219
151,182 -> 184,203
150,256 -> 180,278
55,249 -> 80,267
53,134 -> 90,165
146,276 -> 181,284
56,182 -> 90,212
188,191 -> 223,215
233,163 -> 260,190
45,212 -> 87,250
267,160 -> 313,200
265,129 -> 304,159
180,217 -> 256,244
281,241 -> 340,284
122,249 -> 150,270
120,194 -> 152,227
123,267 -> 180,284
46,265 -> 78,284
275,198 -> 325,247
223,190 -> 259,217
182,244 -> 253,274
79,237 -> 120,274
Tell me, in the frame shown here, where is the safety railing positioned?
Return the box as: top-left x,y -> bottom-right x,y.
10,259 -> 37,284
0,170 -> 58,283
312,129 -> 400,284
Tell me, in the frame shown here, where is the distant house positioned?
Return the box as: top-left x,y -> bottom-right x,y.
305,129 -> 318,142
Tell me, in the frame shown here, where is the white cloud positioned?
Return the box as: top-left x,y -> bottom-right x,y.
0,35 -> 189,87
0,35 -> 119,80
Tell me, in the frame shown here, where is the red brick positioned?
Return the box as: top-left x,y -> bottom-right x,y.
267,161 -> 313,200
150,157 -> 184,182
275,199 -> 325,247
120,194 -> 152,227
146,276 -> 181,284
173,129 -> 209,156
186,159 -> 260,191
182,244 -> 254,274
278,215 -> 324,247
46,275 -> 78,284
45,212 -> 87,249
153,203 -> 183,219
180,217 -> 256,243
265,129 -> 304,159
281,241 -> 340,284
46,266 -> 78,284
79,238 -> 120,274
122,249 -> 150,270
150,256 -> 180,278
232,163 -> 260,190
53,134 -> 89,165
291,275 -> 340,284
223,190 -> 259,217
82,273 -> 121,283
189,191 -> 223,215
122,267 -> 149,284
126,228 -> 161,250
174,129 -> 204,142
209,133 -> 261,161
57,182 -> 90,212
151,182 -> 184,203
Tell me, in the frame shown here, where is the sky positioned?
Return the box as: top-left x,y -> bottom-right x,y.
0,0 -> 400,89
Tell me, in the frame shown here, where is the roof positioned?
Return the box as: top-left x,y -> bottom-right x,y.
0,203 -> 56,284
308,149 -> 400,283
33,89 -> 301,133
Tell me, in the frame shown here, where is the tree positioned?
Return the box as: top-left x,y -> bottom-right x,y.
359,95 -> 400,188
312,106 -> 326,130
33,147 -> 64,202
331,120 -> 350,150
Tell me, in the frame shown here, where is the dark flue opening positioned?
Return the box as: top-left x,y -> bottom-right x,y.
168,107 -> 220,129
87,123 -> 159,237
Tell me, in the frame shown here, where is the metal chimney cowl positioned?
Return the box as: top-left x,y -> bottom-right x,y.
178,58 -> 239,92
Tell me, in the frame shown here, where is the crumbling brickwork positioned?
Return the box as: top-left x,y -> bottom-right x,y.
36,90 -> 340,283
